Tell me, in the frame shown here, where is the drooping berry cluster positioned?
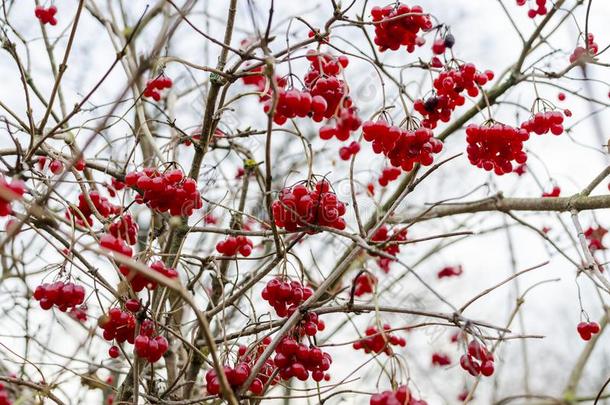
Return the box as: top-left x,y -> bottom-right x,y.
577,321 -> 600,341
120,260 -> 178,292
516,0 -> 548,18
378,167 -> 401,187
465,123 -> 529,175
33,281 -> 85,311
362,121 -> 443,171
570,33 -> 599,63
262,277 -> 314,317
304,52 -> 349,119
431,352 -> 452,366
370,225 -> 408,272
125,168 -> 202,217
271,181 -> 347,232
584,226 -> 607,251
274,337 -> 332,382
520,111 -> 564,136
266,89 -> 327,125
542,186 -> 561,198
370,385 -> 428,405
100,233 -> 133,257
295,312 -> 326,337
143,76 -> 172,101
35,5 -> 57,25
353,324 -> 406,355
134,333 -> 169,363
353,273 -> 377,297
415,65 -> 494,129
68,191 -> 118,227
216,236 -> 254,257
460,340 -> 495,377
99,308 -> 137,344
108,214 -> 138,245
437,265 -> 463,279
0,177 -> 25,216
338,141 -> 361,160
371,4 -> 432,53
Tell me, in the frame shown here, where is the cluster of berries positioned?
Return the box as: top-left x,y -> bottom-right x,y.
362,121 -> 443,171
520,111 -> 564,136
370,385 -> 428,405
437,265 -> 463,279
34,281 -> 85,311
577,321 -> 601,341
319,106 -> 362,142
108,214 -> 138,245
68,191 -> 118,227
125,168 -> 202,217
120,260 -> 178,293
353,325 -> 406,355
303,51 -> 349,117
216,236 -> 254,257
460,340 -> 495,377
338,141 -> 361,160
570,33 -> 598,63
35,5 -> 57,25
267,89 -> 329,125
465,123 -> 529,175
262,277 -> 314,317
584,226 -> 607,251
99,308 -> 137,344
431,352 -> 452,366
542,186 -> 561,198
143,76 -> 172,101
378,167 -> 401,187
274,337 -> 332,382
0,177 -> 25,216
295,312 -> 326,337
415,65 -> 493,129
516,0 -> 548,18
353,273 -> 377,297
100,233 -> 133,257
371,4 -> 432,52
271,181 -> 347,232
69,305 -> 88,322
370,225 -> 408,272
134,333 -> 169,363
431,34 -> 456,55
242,65 -> 287,101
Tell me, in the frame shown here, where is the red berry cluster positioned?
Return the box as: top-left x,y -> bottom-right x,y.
542,186 -> 561,198
296,312 -> 326,337
69,305 -> 88,322
353,324 -> 406,355
0,177 -> 25,216
125,168 -> 202,217
584,226 -> 607,251
99,308 -> 137,344
35,5 -> 57,25
378,167 -> 401,187
274,337 -> 332,382
437,265 -> 463,279
216,236 -> 254,257
363,120 -> 443,171
371,4 -> 432,53
431,352 -> 451,366
241,65 -> 287,101
370,385 -> 428,405
431,34 -> 455,55
0,384 -> 10,405
68,191 -> 118,227
570,33 -> 598,63
266,89 -> 326,125
338,141 -> 361,160
353,273 -> 377,297
143,76 -> 172,101
577,321 -> 600,341
415,65 -> 493,129
134,333 -> 169,363
120,260 -> 178,292
520,111 -> 564,135
108,214 -> 138,245
262,277 -> 314,317
100,233 -> 133,257
465,123 -> 529,175
460,340 -> 494,377
370,225 -> 408,272
271,181 -> 347,232
34,281 -> 85,311
516,0 -> 548,18
319,106 -> 362,141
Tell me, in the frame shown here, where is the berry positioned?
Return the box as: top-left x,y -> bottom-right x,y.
466,123 -> 529,175
542,186 -> 561,198
216,236 -> 254,257
584,226 -> 607,251
34,281 -> 85,312
437,265 -> 463,279
520,111 -> 564,136
49,160 -> 64,175
371,4 -> 432,53
353,273 -> 377,297
431,352 -> 452,366
0,176 -> 25,216
134,334 -> 169,363
143,75 -> 172,101
352,324 -> 406,355
460,340 -> 494,377
108,346 -> 120,359
262,277 -> 314,318
378,167 -> 401,187
35,5 -> 57,25
108,214 -> 139,245
370,225 -> 407,272
67,191 -> 118,227
120,260 -> 178,292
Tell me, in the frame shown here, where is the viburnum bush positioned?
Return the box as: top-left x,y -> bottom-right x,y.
0,1 -> 610,404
